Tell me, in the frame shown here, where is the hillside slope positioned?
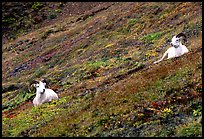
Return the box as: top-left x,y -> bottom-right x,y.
2,2 -> 202,137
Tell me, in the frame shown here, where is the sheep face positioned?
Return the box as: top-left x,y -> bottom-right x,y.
170,36 -> 181,48
171,33 -> 187,48
33,81 -> 46,94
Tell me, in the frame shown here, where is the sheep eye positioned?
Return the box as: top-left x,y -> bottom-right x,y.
35,84 -> 40,87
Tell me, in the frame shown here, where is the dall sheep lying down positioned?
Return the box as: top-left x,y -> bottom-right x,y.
154,33 -> 189,64
30,79 -> 58,107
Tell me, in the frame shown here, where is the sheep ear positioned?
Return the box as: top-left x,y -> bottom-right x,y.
41,79 -> 47,86
41,79 -> 47,84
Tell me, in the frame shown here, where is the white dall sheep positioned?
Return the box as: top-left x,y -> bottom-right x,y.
154,33 -> 189,64
31,79 -> 58,107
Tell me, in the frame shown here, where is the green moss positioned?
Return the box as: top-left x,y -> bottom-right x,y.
159,128 -> 175,137
31,2 -> 43,11
117,26 -> 131,35
191,103 -> 202,117
2,17 -> 16,24
48,13 -> 57,20
31,67 -> 47,79
55,9 -> 62,13
96,116 -> 110,127
2,91 -> 34,111
139,31 -> 165,43
87,59 -> 108,71
175,122 -> 202,137
128,18 -> 138,27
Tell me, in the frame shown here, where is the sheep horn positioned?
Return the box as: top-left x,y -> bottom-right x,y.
176,33 -> 187,42
29,80 -> 39,86
28,80 -> 38,93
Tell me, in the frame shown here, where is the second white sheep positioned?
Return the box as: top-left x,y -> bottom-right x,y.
30,79 -> 58,107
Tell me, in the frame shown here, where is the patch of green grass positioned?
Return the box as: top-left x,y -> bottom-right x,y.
48,13 -> 57,20
139,31 -> 165,43
85,58 -> 110,73
31,67 -> 47,79
128,18 -> 138,27
31,2 -> 43,11
190,102 -> 202,117
95,116 -> 110,127
151,5 -> 159,9
117,26 -> 132,35
2,90 -> 34,112
55,9 -> 62,13
175,122 -> 202,137
2,17 -> 16,25
87,15 -> 94,20
159,127 -> 175,137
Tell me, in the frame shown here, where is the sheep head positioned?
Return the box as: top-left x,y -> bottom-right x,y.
171,33 -> 187,48
30,79 -> 46,94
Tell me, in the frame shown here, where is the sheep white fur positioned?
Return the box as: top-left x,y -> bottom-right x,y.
154,33 -> 189,64
31,79 -> 58,107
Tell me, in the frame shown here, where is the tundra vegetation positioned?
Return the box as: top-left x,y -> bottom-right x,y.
2,2 -> 202,137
